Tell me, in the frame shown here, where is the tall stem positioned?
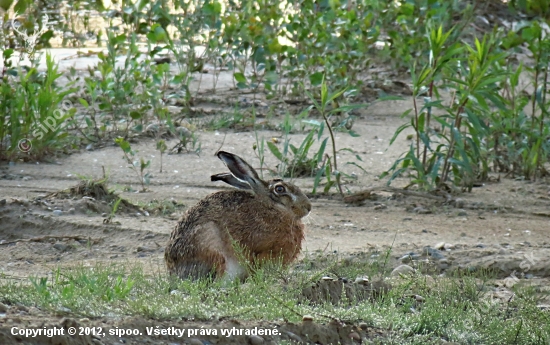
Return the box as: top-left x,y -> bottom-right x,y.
440,99 -> 468,184
321,110 -> 344,197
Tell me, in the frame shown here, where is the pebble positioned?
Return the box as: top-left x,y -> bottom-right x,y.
52,210 -> 63,216
391,264 -> 415,276
374,204 -> 387,210
413,207 -> 431,214
349,332 -> 361,341
423,247 -> 445,260
302,315 -> 314,322
434,242 -> 445,250
453,198 -> 465,208
187,339 -> 203,345
358,322 -> 370,330
68,208 -> 75,215
399,253 -> 421,263
354,276 -> 369,285
0,303 -> 8,313
86,144 -> 94,151
475,243 -> 485,248
414,295 -> 425,302
249,335 -> 265,345
136,246 -> 155,252
22,176 -> 32,181
457,210 -> 468,216
438,259 -> 450,270
53,243 -> 68,252
0,199 -> 6,206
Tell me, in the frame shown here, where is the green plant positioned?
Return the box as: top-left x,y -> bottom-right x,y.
0,53 -> 77,161
383,26 -> 513,191
266,123 -> 327,179
304,77 -> 365,196
115,137 -> 152,192
103,197 -> 122,224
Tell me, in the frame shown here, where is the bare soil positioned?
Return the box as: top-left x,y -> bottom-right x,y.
1,52 -> 550,344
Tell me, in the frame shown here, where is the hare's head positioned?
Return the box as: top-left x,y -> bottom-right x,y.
214,151 -> 311,219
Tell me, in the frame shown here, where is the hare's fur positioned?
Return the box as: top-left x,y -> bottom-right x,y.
164,151 -> 311,280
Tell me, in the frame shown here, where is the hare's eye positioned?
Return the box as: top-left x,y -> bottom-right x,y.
275,185 -> 285,193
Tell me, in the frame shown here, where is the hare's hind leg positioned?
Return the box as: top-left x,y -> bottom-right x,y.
174,251 -> 226,280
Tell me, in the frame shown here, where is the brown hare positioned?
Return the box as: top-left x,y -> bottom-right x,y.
164,151 -> 312,280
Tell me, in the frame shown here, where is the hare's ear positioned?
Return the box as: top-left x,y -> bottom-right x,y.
216,151 -> 263,191
211,172 -> 251,190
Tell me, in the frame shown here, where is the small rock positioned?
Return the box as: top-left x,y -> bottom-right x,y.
354,276 -> 369,285
136,246 -> 155,253
453,198 -> 465,208
52,210 -> 63,216
444,243 -> 454,250
321,276 -> 334,281
434,242 -> 445,250
475,243 -> 485,248
438,259 -> 450,270
17,305 -> 28,312
249,335 -> 264,345
423,247 -> 445,260
0,199 -> 6,206
374,204 -> 387,210
422,229 -> 428,233
68,208 -> 75,215
349,332 -> 361,341
402,217 -> 413,221
53,243 -> 68,252
414,295 -> 425,302
457,210 -> 468,216
22,176 -> 32,181
400,253 -> 420,263
413,207 -> 432,214
358,322 -> 370,330
0,303 -> 8,313
391,264 -> 415,276
525,274 -> 534,279
187,338 -> 203,345
86,144 -> 94,151
302,315 -> 314,322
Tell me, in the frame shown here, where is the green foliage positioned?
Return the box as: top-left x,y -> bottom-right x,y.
382,20 -> 550,190
0,53 -> 78,160
115,137 -> 152,192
